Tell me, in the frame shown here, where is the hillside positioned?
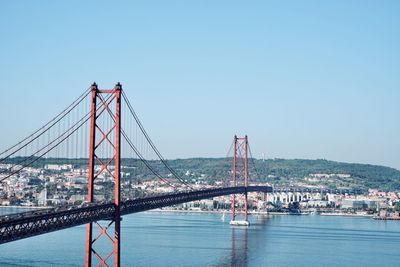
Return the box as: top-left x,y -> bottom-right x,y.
3,157 -> 400,191
165,158 -> 400,191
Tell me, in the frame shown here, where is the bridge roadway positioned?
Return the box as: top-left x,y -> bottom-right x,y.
0,185 -> 272,244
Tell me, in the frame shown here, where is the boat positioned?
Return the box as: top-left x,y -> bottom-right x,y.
230,220 -> 250,226
309,208 -> 318,215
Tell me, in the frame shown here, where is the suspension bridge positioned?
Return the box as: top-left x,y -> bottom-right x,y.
0,83 -> 272,267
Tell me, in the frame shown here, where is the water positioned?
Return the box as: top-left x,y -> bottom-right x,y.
0,207 -> 34,216
1,210 -> 399,267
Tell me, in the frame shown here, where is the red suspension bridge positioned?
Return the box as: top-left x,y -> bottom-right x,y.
0,83 -> 272,267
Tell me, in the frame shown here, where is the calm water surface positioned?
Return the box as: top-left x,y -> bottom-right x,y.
0,209 -> 399,267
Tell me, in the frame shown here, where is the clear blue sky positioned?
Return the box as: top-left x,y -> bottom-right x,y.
1,1 -> 400,168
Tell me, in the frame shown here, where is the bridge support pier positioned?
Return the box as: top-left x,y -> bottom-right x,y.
85,83 -> 122,267
230,135 -> 250,226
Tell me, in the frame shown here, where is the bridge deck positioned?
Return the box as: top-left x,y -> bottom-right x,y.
0,186 -> 272,244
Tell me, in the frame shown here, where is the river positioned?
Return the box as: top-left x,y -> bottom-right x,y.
0,209 -> 399,266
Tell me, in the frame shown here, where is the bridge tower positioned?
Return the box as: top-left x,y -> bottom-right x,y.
86,83 -> 122,267
230,135 -> 249,226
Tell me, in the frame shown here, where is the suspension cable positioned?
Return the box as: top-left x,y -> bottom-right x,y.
96,93 -> 191,189
95,92 -> 178,189
248,143 -> 261,179
0,93 -> 114,181
121,91 -> 192,188
221,139 -> 234,187
0,112 -> 90,182
121,131 -> 176,189
0,87 -> 91,162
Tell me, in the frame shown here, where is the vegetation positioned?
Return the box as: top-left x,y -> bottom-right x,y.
4,157 -> 400,191
165,158 -> 400,191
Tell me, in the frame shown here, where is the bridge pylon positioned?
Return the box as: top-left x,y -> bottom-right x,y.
230,135 -> 250,226
85,82 -> 122,267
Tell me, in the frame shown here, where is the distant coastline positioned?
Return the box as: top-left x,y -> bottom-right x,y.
0,205 -> 49,209
147,208 -> 375,218
0,206 -> 379,219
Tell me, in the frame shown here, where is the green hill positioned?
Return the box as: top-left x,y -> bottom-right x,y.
165,158 -> 400,191
4,157 -> 400,191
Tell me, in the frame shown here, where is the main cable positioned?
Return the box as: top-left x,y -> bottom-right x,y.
97,93 -> 191,189
248,143 -> 261,179
95,92 -> 178,189
222,140 -> 234,187
0,93 -> 114,181
0,87 -> 91,163
121,130 -> 176,189
121,91 -> 192,189
0,111 -> 90,182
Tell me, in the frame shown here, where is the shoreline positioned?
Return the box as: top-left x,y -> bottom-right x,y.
0,206 -> 377,218
0,205 -> 50,209
147,209 -> 375,218
320,212 -> 374,218
148,209 -> 277,216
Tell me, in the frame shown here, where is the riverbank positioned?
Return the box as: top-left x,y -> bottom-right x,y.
0,205 -> 50,209
149,209 -> 273,216
148,208 -> 377,218
0,205 -> 378,218
320,212 -> 374,218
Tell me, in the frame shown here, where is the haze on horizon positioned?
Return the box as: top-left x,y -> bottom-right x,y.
0,1 -> 399,169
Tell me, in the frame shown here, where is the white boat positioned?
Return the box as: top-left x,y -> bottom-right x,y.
229,220 -> 250,226
309,209 -> 318,215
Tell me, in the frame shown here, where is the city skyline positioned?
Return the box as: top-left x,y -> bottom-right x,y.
1,1 -> 400,169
